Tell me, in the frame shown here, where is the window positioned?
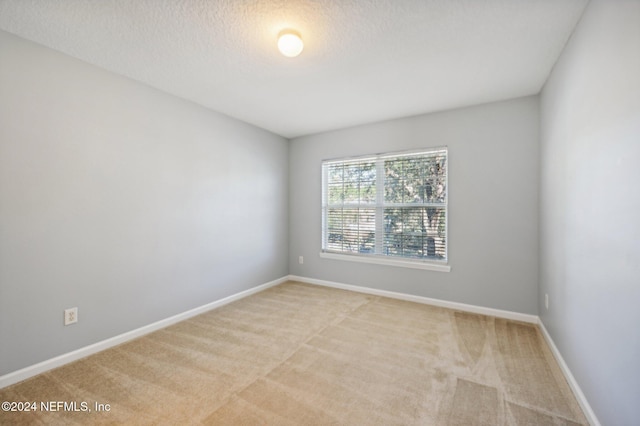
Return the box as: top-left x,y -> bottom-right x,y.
321,148 -> 448,271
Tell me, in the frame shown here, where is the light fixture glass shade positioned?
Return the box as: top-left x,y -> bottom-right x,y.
278,30 -> 303,57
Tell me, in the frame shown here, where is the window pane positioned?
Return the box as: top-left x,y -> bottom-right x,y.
327,208 -> 375,254
327,164 -> 344,204
346,162 -> 376,204
384,207 -> 446,259
385,154 -> 447,204
385,157 -> 428,203
326,208 -> 344,252
424,155 -> 447,203
402,158 -> 423,203
384,159 -> 404,203
358,162 -> 376,203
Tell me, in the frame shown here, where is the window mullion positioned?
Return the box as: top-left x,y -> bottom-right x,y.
375,159 -> 385,255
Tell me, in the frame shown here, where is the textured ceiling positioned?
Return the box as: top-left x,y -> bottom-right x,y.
0,0 -> 588,138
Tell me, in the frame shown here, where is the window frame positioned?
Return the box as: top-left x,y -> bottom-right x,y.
321,147 -> 450,272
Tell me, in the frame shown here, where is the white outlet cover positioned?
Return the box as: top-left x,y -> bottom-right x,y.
64,307 -> 78,325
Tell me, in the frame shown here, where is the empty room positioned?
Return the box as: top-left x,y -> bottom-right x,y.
0,0 -> 638,425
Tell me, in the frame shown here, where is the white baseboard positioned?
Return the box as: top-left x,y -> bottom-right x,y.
288,275 -> 539,324
1,274 -> 600,426
537,321 -> 601,426
0,276 -> 289,389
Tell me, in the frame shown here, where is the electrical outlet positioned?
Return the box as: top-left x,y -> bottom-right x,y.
545,294 -> 549,310
64,307 -> 78,326
299,256 -> 304,264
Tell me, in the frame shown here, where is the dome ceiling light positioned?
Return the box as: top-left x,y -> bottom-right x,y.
277,29 -> 304,58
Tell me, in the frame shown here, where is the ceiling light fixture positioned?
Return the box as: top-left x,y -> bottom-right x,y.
277,29 -> 304,58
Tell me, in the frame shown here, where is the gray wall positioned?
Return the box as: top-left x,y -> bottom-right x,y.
539,0 -> 640,424
0,31 -> 289,375
289,96 -> 539,315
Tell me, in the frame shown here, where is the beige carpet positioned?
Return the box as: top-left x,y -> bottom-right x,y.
0,281 -> 587,425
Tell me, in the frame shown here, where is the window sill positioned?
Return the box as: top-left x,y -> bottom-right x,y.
319,252 -> 451,272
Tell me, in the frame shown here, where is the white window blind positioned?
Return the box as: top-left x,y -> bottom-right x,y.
322,148 -> 447,264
